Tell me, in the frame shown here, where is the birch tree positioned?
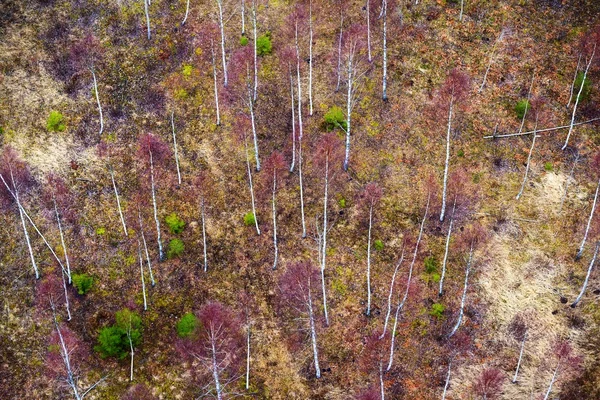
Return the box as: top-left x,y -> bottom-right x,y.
144,0 -> 151,39
262,152 -> 286,270
472,368 -> 505,400
137,210 -> 156,287
380,243 -> 405,339
508,314 -> 528,383
138,239 -> 148,311
194,23 -> 222,126
572,241 -> 600,307
38,270 -> 71,322
308,0 -> 314,115
182,0 -> 191,26
335,5 -> 344,92
576,151 -> 600,259
315,133 -> 343,326
542,340 -> 581,400
252,0 -> 258,101
439,69 -> 470,222
360,182 -> 383,316
235,114 -> 260,235
278,261 -> 323,379
216,0 -> 229,87
479,28 -> 508,92
170,112 -> 182,186
138,133 -> 171,261
194,171 -> 213,272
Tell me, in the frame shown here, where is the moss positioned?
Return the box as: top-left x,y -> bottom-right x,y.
429,303 -> 445,319
240,35 -> 249,46
182,64 -> 193,77
373,239 -> 384,251
515,99 -> 531,120
96,227 -> 106,235
165,213 -> 185,234
244,212 -> 256,227
46,110 -> 66,132
72,273 -> 94,295
167,238 -> 185,259
544,162 -> 553,171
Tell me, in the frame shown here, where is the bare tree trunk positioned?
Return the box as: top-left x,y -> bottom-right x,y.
272,169 -> 278,270
245,323 -> 251,389
512,334 -> 527,383
380,247 -> 405,339
459,0 -> 464,21
138,241 -> 148,311
308,0 -> 314,116
51,303 -> 81,400
442,359 -> 452,400
128,321 -> 134,381
244,136 -> 260,235
388,195 -> 429,371
299,137 -> 306,239
321,154 -> 330,326
17,192 -> 39,279
171,112 -> 182,186
307,276 -> 321,378
217,0 -> 228,87
366,0 -> 372,62
542,362 -> 561,400
479,31 -> 504,93
439,198 -> 456,296
182,0 -> 191,26
379,361 -> 385,400
343,52 -> 353,171
567,54 -> 582,108
335,11 -> 344,92
518,73 -> 535,135
139,212 -> 155,287
366,201 -> 373,316
110,167 -> 128,236
572,241 -> 600,307
448,243 -> 474,338
295,23 -> 306,239
252,0 -> 258,101
381,0 -> 388,100
289,70 -> 296,172
54,198 -> 71,283
563,45 -> 595,150
211,39 -> 221,126
516,119 -> 539,201
249,91 -> 260,171
60,267 -> 72,321
241,0 -> 245,35
211,331 -> 223,400
201,197 -> 208,272
440,95 -> 454,222
576,177 -> 600,259
144,0 -> 151,39
91,68 -> 103,135
149,151 -> 164,261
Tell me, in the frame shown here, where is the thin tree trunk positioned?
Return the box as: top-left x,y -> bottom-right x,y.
366,201 -> 373,316
171,112 -> 182,186
518,73 -> 535,135
182,0 -> 190,25
516,119 -> 539,201
459,0 -> 464,21
52,303 -> 81,400
144,0 -> 151,39
307,276 -> 321,378
344,53 -> 353,171
201,197 -> 208,272
379,361 -> 385,400
211,40 -> 221,126
484,118 -> 600,139
296,23 -> 306,239
217,0 -> 228,87
54,198 -> 71,283
479,32 -> 503,93
91,68 -> 103,135
440,95 -> 454,222
335,11 -> 344,92
576,177 -> 600,259
572,241 -> 600,307
542,362 -> 561,400
245,323 -> 251,389
211,331 -> 223,400
138,241 -> 147,311
442,359 -> 452,400
18,191 -> 38,279
110,167 -> 128,236
308,0 -> 313,116
60,267 -> 72,321
128,322 -> 134,381
249,91 -> 260,171
563,45 -> 595,150
244,136 -> 260,235
448,243 -> 474,338
321,154 -> 330,326
241,0 -> 245,35
439,198 -> 456,296
512,334 -> 527,383
299,136 -> 306,238
381,0 -> 388,100
366,0 -> 372,62
272,169 -> 278,270
289,69 -> 296,172
252,0 -> 258,101
567,54 -> 582,108
559,154 -> 579,213
139,212 -> 155,287
149,151 -> 164,261
380,247 -> 405,339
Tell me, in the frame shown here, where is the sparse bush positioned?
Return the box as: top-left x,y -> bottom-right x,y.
96,227 -> 106,235
338,197 -> 347,208
374,239 -> 384,251
165,213 -> 185,234
240,35 -> 249,46
243,212 -> 256,226
544,162 -> 553,171
95,309 -> 141,359
324,106 -> 347,131
72,273 -> 93,295
47,111 -> 66,132
256,33 -> 272,56
167,238 -> 185,259
177,312 -> 199,338
515,100 -> 530,120
429,303 -> 445,319
424,256 -> 438,274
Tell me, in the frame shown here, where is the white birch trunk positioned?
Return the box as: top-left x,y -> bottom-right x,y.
296,24 -> 307,239
144,0 -> 151,39
171,112 -> 182,186
307,276 -> 321,378
149,151 -> 164,261
211,331 -> 223,400
241,0 -> 245,35
380,247 -> 405,339
321,154 -> 330,326
249,91 -> 260,171
442,360 -> 452,400
52,304 -> 81,400
366,0 -> 372,62
567,54 -> 582,108
128,322 -> 134,381
182,0 -> 190,25
244,137 -> 260,235
381,0 -> 388,100
440,95 -> 453,222
459,0 -> 464,21
512,334 -> 526,383
61,267 -> 72,321
366,201 -> 373,316
542,362 -> 561,400
245,323 -> 251,389
217,0 -> 228,87
379,361 -> 385,400
299,136 -> 306,238
343,53 -> 353,171
110,167 -> 128,236
576,177 -> 600,259
308,0 -> 314,116
335,12 -> 344,92
572,241 -> 600,307
139,213 -> 155,287
272,169 -> 278,270
252,0 -> 258,101
516,123 -> 539,201
517,73 -> 535,136
448,243 -> 474,338
289,70 -> 296,172
91,68 -> 103,135
54,198 -> 71,283
563,45 -> 595,150
201,197 -> 208,272
211,40 -> 221,126
138,242 -> 147,311
439,198 -> 456,296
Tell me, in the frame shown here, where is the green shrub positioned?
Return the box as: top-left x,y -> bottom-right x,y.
95,309 -> 141,359
47,111 -> 66,132
457,149 -> 465,157
324,106 -> 347,131
72,273 -> 93,295
424,256 -> 438,274
515,100 -> 530,120
429,303 -> 445,319
338,197 -> 347,208
165,213 -> 185,234
243,212 -> 256,226
574,71 -> 591,103
240,35 -> 249,46
182,64 -> 193,77
373,240 -> 384,251
256,33 -> 272,56
96,227 -> 106,235
177,312 -> 199,338
544,162 -> 553,171
167,238 -> 185,259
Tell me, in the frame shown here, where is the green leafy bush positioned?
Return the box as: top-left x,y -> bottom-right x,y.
165,213 -> 185,234
374,239 -> 384,251
544,162 -> 553,171
324,106 -> 347,131
240,35 -> 249,46
47,111 -> 66,132
177,312 -> 199,338
424,256 -> 438,274
95,309 -> 141,359
182,64 -> 193,77
256,33 -> 272,56
574,71 -> 591,103
515,100 -> 530,120
429,303 -> 445,319
72,273 -> 93,295
167,238 -> 185,259
243,212 -> 256,226
338,196 -> 347,208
